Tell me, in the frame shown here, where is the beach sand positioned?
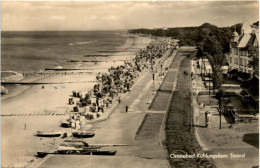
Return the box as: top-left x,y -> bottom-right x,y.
1,35 -> 152,167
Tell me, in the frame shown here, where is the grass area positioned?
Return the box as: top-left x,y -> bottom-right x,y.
135,113 -> 164,144
165,52 -> 216,168
170,50 -> 196,70
149,70 -> 177,111
149,91 -> 171,111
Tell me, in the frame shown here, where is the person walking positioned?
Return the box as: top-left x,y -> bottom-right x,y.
125,104 -> 128,113
118,97 -> 121,103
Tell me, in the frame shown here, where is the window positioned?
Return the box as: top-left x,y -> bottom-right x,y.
242,50 -> 248,56
230,57 -> 232,63
240,50 -> 247,56
244,59 -> 247,67
234,58 -> 239,65
240,58 -> 243,66
235,48 -> 238,55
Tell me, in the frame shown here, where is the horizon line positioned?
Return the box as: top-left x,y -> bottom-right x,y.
2,22 -> 253,32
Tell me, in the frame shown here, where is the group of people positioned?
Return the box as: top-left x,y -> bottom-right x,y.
71,38 -> 170,117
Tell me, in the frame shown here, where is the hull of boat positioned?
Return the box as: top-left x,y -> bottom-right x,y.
72,132 -> 95,138
58,150 -> 91,155
37,152 -> 48,158
60,122 -> 71,128
37,151 -> 58,158
92,150 -> 117,156
37,131 -> 62,137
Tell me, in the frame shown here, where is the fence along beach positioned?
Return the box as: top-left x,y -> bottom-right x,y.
1,34 -> 171,167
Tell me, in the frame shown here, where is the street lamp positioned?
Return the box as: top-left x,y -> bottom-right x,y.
209,69 -> 211,97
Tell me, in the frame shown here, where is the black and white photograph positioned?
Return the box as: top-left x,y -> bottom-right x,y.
1,1 -> 259,167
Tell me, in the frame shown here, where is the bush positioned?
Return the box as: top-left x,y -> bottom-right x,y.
229,69 -> 238,74
238,71 -> 251,79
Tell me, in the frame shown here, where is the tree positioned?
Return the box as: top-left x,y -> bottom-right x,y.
200,35 -> 225,90
253,21 -> 259,26
196,46 -> 203,59
128,22 -> 235,54
248,45 -> 259,76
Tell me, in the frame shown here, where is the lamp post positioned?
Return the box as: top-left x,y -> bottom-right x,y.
150,54 -> 154,81
204,58 -> 206,80
201,57 -> 203,77
219,109 -> 222,129
209,69 -> 211,97
218,88 -> 223,130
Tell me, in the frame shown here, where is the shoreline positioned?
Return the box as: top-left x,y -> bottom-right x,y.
1,34 -> 149,102
1,34 -> 153,167
33,40 -> 173,168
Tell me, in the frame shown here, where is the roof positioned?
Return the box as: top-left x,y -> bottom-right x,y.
237,34 -> 251,48
241,20 -> 252,34
232,31 -> 239,37
241,77 -> 259,102
254,29 -> 259,44
235,20 -> 258,49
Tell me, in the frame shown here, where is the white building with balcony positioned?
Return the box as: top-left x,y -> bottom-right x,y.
228,20 -> 258,75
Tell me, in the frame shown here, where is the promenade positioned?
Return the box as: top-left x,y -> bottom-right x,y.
35,46 -> 257,168
35,48 -> 177,168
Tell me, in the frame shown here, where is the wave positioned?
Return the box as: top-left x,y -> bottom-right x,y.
83,54 -> 110,57
1,71 -> 24,82
68,41 -> 95,46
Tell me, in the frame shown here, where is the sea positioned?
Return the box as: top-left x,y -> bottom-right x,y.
1,30 -> 145,99
1,31 -> 129,73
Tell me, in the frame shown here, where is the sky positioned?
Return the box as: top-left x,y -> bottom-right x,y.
1,1 -> 259,31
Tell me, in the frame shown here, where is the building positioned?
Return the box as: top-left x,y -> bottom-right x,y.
171,39 -> 179,49
162,27 -> 168,30
228,20 -> 259,75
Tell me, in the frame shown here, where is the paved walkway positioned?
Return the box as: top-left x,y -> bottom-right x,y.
37,155 -> 169,168
191,59 -> 259,168
36,49 -> 176,168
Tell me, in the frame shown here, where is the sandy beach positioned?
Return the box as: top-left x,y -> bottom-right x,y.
1,35 -> 152,167
32,39 -> 174,168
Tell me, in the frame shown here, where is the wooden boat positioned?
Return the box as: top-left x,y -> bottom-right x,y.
37,151 -> 48,158
37,149 -> 92,157
36,130 -> 62,137
72,131 -> 95,138
37,151 -> 58,158
38,146 -> 116,158
64,139 -> 86,143
92,149 -> 117,155
57,149 -> 92,155
60,141 -> 89,148
57,146 -> 92,155
60,121 -> 71,128
62,139 -> 101,149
